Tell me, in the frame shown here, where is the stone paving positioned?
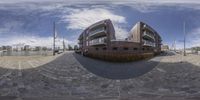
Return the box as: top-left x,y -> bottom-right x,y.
0,51 -> 200,100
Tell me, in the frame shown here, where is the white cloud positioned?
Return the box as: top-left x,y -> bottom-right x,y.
1,0 -> 200,4
187,28 -> 200,47
0,21 -> 24,34
62,8 -> 128,39
0,35 -> 74,48
174,27 -> 200,49
1,0 -> 200,12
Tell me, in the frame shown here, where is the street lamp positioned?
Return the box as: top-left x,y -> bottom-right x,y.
183,21 -> 186,56
53,22 -> 56,56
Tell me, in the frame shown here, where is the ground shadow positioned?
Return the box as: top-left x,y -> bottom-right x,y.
73,53 -> 163,79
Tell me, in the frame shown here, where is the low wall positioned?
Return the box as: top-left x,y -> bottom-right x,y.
86,52 -> 155,62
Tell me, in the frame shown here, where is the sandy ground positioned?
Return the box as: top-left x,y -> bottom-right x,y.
0,52 -> 63,69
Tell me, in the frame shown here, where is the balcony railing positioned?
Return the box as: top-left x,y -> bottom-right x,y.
143,24 -> 155,33
78,41 -> 83,44
89,37 -> 107,46
89,21 -> 106,29
88,27 -> 106,38
143,31 -> 155,41
142,39 -> 155,47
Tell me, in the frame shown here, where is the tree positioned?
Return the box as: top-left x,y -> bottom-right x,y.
74,45 -> 78,50
68,44 -> 73,51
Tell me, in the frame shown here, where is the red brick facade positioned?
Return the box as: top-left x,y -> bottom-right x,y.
78,19 -> 162,61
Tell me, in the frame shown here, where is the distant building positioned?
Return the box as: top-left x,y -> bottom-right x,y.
24,45 -> 30,51
185,49 -> 193,54
191,46 -> 200,54
35,46 -> 42,51
2,46 -> 12,51
12,46 -> 23,51
161,44 -> 169,51
78,19 -> 162,61
42,47 -> 48,51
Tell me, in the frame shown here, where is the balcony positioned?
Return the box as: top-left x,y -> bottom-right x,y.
78,33 -> 83,40
89,21 -> 106,29
143,31 -> 155,41
89,37 -> 107,46
79,44 -> 83,48
88,27 -> 106,39
78,41 -> 83,44
142,39 -> 155,47
143,24 -> 155,33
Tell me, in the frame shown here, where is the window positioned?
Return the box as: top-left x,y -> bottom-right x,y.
124,47 -> 129,50
134,48 -> 138,50
86,41 -> 89,46
142,48 -> 145,51
103,47 -> 107,50
113,47 -> 118,50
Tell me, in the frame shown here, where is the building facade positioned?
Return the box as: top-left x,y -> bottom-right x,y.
161,44 -> 169,51
78,19 -> 162,61
24,45 -> 30,51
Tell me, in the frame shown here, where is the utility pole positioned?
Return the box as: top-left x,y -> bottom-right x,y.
53,22 -> 56,56
183,21 -> 186,56
63,37 -> 65,52
174,40 -> 176,51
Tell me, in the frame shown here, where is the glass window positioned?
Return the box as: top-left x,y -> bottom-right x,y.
134,48 -> 138,50
124,47 -> 129,50
113,47 -> 118,50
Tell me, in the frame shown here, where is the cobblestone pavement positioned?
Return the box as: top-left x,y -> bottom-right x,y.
73,53 -> 163,79
0,51 -> 200,100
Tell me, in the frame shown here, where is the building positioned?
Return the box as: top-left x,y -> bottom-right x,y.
161,44 -> 169,51
24,45 -> 30,51
78,19 -> 162,61
1,46 -> 12,51
35,46 -> 42,51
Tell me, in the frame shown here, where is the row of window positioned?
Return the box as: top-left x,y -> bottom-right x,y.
95,47 -> 153,51
88,26 -> 106,36
88,37 -> 107,46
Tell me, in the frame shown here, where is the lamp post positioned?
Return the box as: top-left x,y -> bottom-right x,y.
53,22 -> 56,56
183,21 -> 186,56
63,37 -> 65,52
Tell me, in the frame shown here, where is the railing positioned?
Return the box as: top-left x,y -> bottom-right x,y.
88,27 -> 106,37
143,24 -> 155,33
89,21 -> 105,29
143,31 -> 155,40
89,37 -> 107,46
143,39 -> 155,47
78,41 -> 83,44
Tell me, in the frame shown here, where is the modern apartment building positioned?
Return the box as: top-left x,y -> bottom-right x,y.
78,19 -> 162,61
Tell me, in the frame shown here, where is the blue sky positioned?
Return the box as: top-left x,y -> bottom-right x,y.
0,0 -> 200,49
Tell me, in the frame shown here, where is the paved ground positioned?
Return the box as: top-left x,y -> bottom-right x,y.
0,51 -> 200,100
73,53 -> 163,79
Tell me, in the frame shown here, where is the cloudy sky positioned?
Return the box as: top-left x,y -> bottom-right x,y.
0,0 -> 200,49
